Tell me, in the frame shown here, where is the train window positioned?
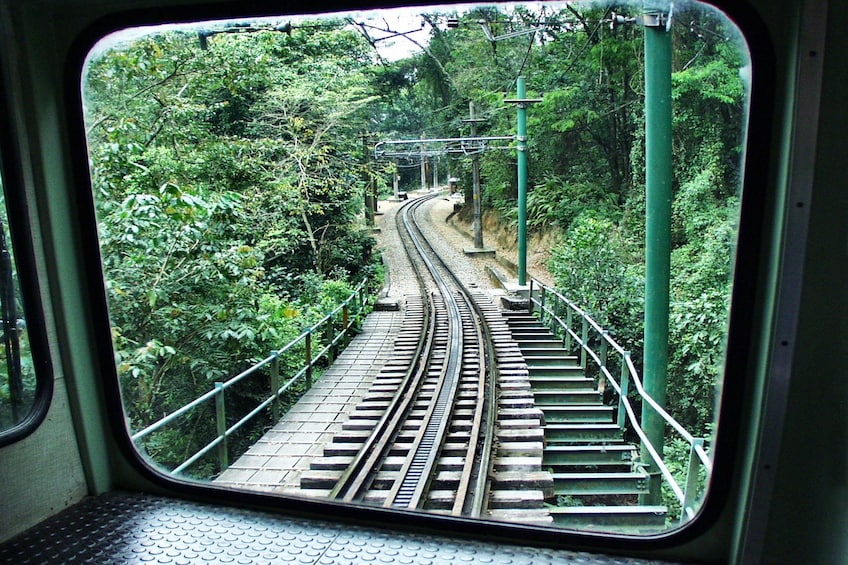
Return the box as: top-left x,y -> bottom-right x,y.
82,0 -> 751,536
0,164 -> 51,444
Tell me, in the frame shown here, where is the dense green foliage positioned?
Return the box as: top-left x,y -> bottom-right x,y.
83,2 -> 748,488
367,4 -> 746,438
85,24 -> 381,475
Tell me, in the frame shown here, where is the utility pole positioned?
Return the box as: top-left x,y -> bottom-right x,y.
361,132 -> 374,226
504,77 -> 541,286
433,156 -> 439,190
463,101 -> 487,250
640,6 -> 673,506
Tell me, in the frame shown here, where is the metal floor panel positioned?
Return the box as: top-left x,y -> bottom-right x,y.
0,491 -> 678,564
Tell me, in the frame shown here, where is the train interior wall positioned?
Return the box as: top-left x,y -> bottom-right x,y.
0,0 -> 845,562
0,377 -> 87,541
759,0 -> 848,561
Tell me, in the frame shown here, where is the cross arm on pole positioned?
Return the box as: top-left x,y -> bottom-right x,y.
373,136 -> 515,159
503,97 -> 543,107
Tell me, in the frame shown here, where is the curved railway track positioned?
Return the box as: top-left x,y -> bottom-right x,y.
301,193 -> 552,523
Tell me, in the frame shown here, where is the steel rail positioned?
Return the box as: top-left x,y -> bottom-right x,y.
451,291 -> 487,515
329,191 -> 496,517
328,192 -> 443,503
385,193 -> 465,509
399,193 -> 496,516
328,264 -> 435,502
470,295 -> 498,518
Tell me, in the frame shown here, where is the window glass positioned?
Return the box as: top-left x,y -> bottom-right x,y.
0,178 -> 41,437
83,0 -> 750,534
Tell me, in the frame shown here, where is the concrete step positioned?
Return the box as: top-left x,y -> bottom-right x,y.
529,375 -> 595,390
299,469 -> 342,489
534,390 -> 603,405
528,365 -> 586,378
548,505 -> 668,529
543,423 -> 624,443
520,348 -> 575,359
506,319 -> 548,329
332,429 -> 371,443
524,355 -> 582,367
309,456 -> 354,471
322,443 -> 362,457
508,329 -> 556,339
488,490 -> 547,509
494,456 -> 545,472
540,405 -> 615,424
516,339 -> 568,350
552,472 -> 650,496
543,444 -> 636,467
498,417 -> 544,430
490,471 -> 555,494
498,396 -> 537,410
487,508 -> 554,525
498,407 -> 545,420
498,427 -> 545,443
497,441 -> 544,458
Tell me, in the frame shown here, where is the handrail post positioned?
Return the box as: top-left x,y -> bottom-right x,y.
270,354 -> 281,421
565,308 -> 573,351
215,382 -> 228,471
528,279 -> 534,314
681,437 -> 705,523
540,285 -> 547,326
343,304 -> 350,335
599,331 -> 609,395
305,331 -> 313,390
353,287 -> 362,331
580,318 -> 589,371
328,314 -> 336,363
618,353 -> 630,430
550,298 -> 559,340
551,299 -> 560,340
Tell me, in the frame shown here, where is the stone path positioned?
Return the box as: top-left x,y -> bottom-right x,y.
214,309 -> 402,494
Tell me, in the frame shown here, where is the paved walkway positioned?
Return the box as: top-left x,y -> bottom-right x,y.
214,309 -> 402,495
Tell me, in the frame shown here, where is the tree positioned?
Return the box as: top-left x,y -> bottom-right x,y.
84,22 -> 383,474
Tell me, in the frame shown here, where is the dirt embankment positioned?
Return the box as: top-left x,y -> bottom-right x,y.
441,203 -> 560,287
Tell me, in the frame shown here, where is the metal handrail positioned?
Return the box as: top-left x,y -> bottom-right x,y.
528,278 -> 712,520
131,278 -> 371,475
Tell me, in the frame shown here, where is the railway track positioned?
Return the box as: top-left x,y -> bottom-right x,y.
301,193 -> 552,523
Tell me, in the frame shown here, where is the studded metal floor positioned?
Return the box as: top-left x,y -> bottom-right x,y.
0,492 -> 680,564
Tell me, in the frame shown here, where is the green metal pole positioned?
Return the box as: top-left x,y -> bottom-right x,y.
270,355 -> 280,421
640,10 -> 673,506
618,353 -> 631,430
516,77 -> 528,286
305,331 -> 313,389
215,382 -> 228,471
362,132 -> 374,226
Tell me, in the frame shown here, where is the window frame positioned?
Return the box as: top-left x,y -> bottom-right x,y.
66,0 -> 776,553
0,61 -> 55,447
